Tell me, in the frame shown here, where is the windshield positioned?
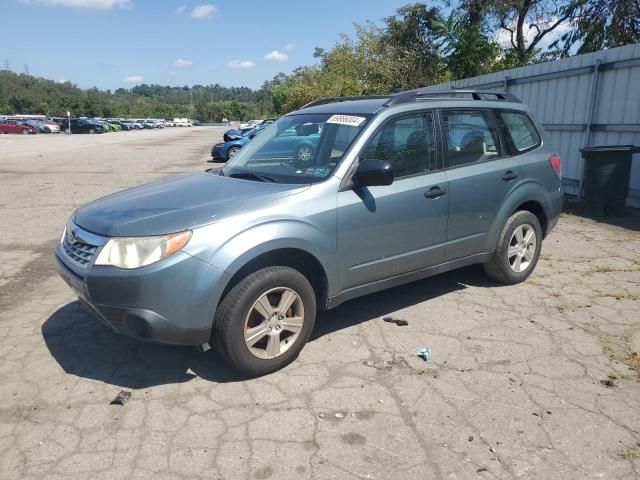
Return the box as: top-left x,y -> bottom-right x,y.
222,113 -> 371,184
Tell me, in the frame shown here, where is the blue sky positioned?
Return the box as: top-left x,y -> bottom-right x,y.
2,0 -> 412,90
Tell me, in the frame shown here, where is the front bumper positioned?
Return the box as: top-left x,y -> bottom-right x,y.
54,242 -> 230,346
211,145 -> 227,159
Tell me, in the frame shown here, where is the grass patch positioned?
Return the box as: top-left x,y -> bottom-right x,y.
619,443 -> 640,461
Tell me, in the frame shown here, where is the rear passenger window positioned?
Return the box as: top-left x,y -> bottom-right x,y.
360,112 -> 437,178
498,111 -> 541,152
442,110 -> 501,167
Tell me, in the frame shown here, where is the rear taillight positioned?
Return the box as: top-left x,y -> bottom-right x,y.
549,154 -> 561,177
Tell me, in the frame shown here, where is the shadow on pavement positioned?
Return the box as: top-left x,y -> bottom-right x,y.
563,197 -> 640,232
42,265 -> 494,388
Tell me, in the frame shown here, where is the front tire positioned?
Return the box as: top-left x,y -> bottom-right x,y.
227,146 -> 240,160
212,266 -> 316,376
483,210 -> 542,284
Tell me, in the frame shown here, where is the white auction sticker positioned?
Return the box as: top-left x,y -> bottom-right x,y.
326,114 -> 366,127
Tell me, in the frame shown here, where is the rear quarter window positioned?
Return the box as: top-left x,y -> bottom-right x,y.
497,110 -> 541,153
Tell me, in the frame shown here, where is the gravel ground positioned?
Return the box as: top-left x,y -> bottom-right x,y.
0,128 -> 639,480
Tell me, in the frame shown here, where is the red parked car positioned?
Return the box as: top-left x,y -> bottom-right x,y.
0,120 -> 37,134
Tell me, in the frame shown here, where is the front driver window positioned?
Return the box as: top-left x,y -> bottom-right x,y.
360,112 -> 436,178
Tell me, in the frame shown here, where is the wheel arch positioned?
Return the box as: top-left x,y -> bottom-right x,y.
220,247 -> 329,310
513,200 -> 548,237
487,181 -> 555,251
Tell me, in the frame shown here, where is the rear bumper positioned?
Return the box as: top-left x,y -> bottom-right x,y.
54,245 -> 230,346
545,189 -> 564,235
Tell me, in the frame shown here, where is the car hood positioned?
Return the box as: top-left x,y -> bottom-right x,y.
73,171 -> 307,237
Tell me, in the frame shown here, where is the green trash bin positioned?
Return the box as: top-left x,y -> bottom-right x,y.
580,145 -> 637,216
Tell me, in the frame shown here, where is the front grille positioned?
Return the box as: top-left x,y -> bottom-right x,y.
62,235 -> 99,267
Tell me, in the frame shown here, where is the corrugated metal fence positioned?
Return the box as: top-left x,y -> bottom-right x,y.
421,43 -> 640,206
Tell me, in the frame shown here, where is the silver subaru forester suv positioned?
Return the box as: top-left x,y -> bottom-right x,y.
55,89 -> 563,376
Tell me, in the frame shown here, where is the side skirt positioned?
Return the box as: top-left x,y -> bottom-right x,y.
326,252 -> 492,310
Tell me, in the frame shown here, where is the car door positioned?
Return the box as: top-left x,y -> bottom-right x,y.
441,108 -> 523,260
337,110 -> 449,290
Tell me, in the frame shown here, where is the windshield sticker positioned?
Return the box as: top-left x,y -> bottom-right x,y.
305,168 -> 315,175
326,114 -> 366,127
314,168 -> 329,177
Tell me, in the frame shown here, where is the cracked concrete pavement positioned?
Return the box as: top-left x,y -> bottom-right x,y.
1,127 -> 639,479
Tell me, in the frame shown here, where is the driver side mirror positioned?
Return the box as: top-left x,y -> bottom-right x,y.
353,159 -> 394,187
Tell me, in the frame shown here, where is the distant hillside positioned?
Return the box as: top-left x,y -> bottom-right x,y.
0,70 -> 270,121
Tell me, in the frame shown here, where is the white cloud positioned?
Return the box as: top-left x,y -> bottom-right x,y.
123,75 -> 143,83
191,3 -> 215,19
175,4 -> 186,14
284,43 -> 294,50
168,71 -> 177,76
19,0 -> 130,9
173,59 -> 193,67
264,50 -> 288,62
227,59 -> 255,69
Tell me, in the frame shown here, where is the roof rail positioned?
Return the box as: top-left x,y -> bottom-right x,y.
384,89 -> 521,106
301,95 -> 390,109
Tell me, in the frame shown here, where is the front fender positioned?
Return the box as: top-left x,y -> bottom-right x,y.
185,217 -> 338,294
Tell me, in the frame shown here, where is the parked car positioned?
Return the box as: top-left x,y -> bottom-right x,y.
239,118 -> 277,135
109,120 -> 133,131
141,119 -> 156,129
239,119 -> 260,130
164,119 -> 175,127
54,89 -> 562,376
104,120 -> 122,131
127,120 -> 143,130
22,119 -> 50,133
0,119 -> 37,134
211,125 -> 267,160
42,120 -> 61,133
64,118 -> 109,134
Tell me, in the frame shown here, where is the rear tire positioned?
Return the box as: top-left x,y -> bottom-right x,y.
212,266 -> 316,376
483,210 -> 542,284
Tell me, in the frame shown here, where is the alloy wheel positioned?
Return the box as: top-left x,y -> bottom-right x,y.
243,287 -> 304,359
507,224 -> 537,273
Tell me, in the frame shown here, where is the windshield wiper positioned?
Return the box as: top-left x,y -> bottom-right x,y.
228,171 -> 276,182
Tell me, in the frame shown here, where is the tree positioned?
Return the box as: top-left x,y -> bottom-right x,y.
381,4 -> 449,89
490,0 -> 580,65
554,0 -> 640,54
439,13 -> 501,79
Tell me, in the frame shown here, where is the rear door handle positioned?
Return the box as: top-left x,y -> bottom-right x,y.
424,186 -> 447,198
502,170 -> 518,181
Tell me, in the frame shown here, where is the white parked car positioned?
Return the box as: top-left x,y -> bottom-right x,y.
240,119 -> 260,129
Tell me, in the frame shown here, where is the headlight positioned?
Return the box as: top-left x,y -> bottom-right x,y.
95,230 -> 192,269
214,143 -> 224,147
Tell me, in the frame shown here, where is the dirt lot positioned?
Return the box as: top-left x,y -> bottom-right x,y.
0,128 -> 639,480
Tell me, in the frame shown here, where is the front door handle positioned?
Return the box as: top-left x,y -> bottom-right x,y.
502,170 -> 518,181
424,186 -> 447,198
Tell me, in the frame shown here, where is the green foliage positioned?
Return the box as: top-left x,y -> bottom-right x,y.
553,0 -> 640,55
0,70 -> 267,120
440,14 -> 501,79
